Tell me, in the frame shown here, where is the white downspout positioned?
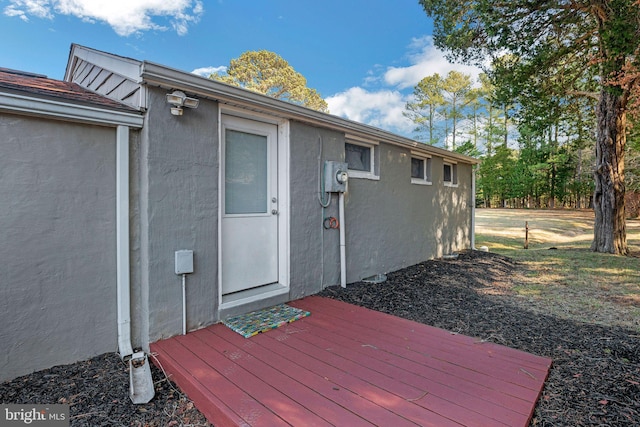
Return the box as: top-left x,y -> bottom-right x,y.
116,125 -> 155,405
116,125 -> 134,359
339,192 -> 347,288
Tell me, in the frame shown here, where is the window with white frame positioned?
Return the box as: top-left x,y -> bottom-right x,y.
345,139 -> 379,179
443,161 -> 458,186
410,153 -> 432,185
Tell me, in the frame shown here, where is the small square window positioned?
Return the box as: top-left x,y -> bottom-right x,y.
411,154 -> 432,185
443,162 -> 458,186
345,140 -> 379,180
346,143 -> 371,172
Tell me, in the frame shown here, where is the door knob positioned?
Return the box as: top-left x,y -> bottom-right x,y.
272,209 -> 278,215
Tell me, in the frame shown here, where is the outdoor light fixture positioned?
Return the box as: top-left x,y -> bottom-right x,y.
166,90 -> 199,116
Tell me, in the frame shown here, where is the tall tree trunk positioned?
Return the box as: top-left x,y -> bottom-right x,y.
591,90 -> 627,254
576,148 -> 583,209
451,96 -> 457,150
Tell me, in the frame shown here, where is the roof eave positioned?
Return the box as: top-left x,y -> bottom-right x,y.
140,61 -> 480,165
0,91 -> 144,128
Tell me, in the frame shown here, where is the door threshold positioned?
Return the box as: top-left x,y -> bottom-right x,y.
220,283 -> 289,310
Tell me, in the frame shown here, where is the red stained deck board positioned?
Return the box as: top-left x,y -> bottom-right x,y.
250,331 -> 460,427
176,332 -> 329,427
193,327 -> 374,427
272,318 -> 527,426
261,325 -> 513,427
294,296 -> 549,369
151,338 -> 274,427
293,297 -> 551,376
292,298 -> 551,394
288,307 -> 540,405
151,296 -> 551,427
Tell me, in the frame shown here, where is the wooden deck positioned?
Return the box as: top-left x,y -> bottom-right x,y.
150,296 -> 552,427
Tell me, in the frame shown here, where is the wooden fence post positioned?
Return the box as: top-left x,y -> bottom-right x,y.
524,221 -> 529,249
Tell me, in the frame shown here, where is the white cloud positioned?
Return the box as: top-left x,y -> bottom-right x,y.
326,35 -> 483,139
3,0 -> 204,36
192,65 -> 227,78
326,87 -> 414,136
384,36 -> 483,89
4,0 -> 52,21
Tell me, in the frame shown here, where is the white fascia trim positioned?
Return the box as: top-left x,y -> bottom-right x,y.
66,44 -> 143,84
0,92 -> 144,128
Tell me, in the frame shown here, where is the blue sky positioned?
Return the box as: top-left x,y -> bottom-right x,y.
0,0 -> 480,138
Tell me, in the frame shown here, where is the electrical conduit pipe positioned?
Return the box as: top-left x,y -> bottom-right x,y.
339,192 -> 347,288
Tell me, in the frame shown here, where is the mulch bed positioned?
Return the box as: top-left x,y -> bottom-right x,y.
2,250 -> 638,426
0,353 -> 210,426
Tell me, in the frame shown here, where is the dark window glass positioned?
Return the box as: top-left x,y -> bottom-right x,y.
345,143 -> 371,172
411,158 -> 424,179
444,163 -> 452,182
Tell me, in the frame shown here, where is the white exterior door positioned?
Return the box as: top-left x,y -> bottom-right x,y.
221,115 -> 279,295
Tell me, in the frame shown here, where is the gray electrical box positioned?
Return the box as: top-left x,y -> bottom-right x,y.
175,250 -> 194,274
324,161 -> 349,192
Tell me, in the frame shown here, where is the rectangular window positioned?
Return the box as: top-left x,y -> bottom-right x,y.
411,157 -> 424,179
345,143 -> 371,172
443,161 -> 458,186
225,129 -> 268,214
443,163 -> 452,182
411,153 -> 432,185
345,139 -> 379,179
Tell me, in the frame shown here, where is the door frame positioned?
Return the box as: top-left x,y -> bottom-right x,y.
217,107 -> 290,310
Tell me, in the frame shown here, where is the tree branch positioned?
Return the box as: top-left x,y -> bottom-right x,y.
568,90 -> 600,100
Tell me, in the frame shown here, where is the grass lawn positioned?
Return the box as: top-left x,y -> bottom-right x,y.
475,208 -> 640,332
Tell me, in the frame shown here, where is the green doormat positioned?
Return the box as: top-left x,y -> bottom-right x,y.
223,304 -> 310,338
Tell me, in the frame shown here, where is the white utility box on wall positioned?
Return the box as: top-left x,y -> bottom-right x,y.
175,250 -> 194,275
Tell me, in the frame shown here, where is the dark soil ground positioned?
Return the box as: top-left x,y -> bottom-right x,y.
2,250 -> 639,426
0,352 -> 210,426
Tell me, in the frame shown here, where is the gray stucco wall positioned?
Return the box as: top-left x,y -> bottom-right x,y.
289,122 -> 344,298
0,114 -> 117,382
138,88 -> 218,344
287,120 -> 473,292
0,92 -> 473,381
134,101 -> 473,343
345,145 -> 473,282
